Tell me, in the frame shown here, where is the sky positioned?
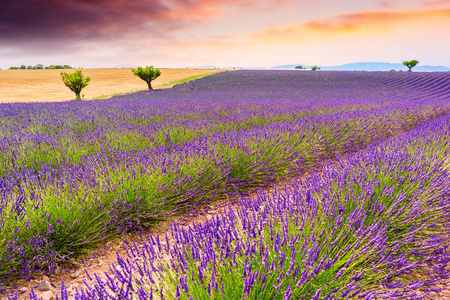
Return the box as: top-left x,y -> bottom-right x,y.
0,0 -> 449,69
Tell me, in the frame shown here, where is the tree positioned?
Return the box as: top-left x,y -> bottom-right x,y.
36,64 -> 44,69
132,66 -> 161,90
402,60 -> 419,72
60,70 -> 91,100
20,65 -> 26,70
9,66 -> 19,70
311,66 -> 320,71
295,65 -> 305,69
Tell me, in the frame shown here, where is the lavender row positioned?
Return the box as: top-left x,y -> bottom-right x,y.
1,71 -> 449,180
51,111 -> 450,299
1,71 -> 449,286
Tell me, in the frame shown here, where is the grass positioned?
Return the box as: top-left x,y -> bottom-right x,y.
91,90 -> 141,100
89,72 -> 222,100
158,71 -> 222,88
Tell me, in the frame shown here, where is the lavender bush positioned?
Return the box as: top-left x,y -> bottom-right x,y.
1,70 -> 450,291
50,112 -> 450,300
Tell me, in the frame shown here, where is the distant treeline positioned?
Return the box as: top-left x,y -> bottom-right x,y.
8,64 -> 73,70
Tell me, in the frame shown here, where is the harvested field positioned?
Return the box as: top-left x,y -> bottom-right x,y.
0,68 -> 225,103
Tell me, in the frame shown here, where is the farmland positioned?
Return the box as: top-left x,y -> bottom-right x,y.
0,68 -> 224,103
2,70 -> 450,299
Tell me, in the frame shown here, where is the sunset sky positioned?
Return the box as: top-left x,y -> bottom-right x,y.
1,0 -> 449,69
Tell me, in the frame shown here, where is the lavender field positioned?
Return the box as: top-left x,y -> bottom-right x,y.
2,70 -> 450,299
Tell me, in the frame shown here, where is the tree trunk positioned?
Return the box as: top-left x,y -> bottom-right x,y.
147,81 -> 153,90
75,92 -> 81,100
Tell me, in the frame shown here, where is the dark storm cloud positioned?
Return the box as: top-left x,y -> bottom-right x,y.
0,0 -> 184,42
0,0 -> 291,43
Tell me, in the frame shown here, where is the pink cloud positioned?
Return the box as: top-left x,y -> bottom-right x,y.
423,0 -> 450,7
377,1 -> 395,9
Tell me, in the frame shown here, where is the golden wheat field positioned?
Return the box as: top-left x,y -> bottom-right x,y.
0,68 -> 225,103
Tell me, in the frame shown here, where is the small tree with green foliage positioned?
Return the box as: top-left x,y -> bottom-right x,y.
295,65 -> 305,69
402,60 -> 419,72
60,70 -> 91,100
132,66 -> 161,90
311,66 -> 320,71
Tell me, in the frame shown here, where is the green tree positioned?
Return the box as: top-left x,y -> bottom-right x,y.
132,66 -> 161,90
36,64 -> 44,69
9,66 -> 19,70
295,65 -> 305,69
27,66 -> 33,69
20,65 -> 26,70
402,60 -> 419,72
60,70 -> 91,100
311,66 -> 320,71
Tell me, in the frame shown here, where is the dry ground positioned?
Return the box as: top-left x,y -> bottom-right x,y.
0,68 -> 225,103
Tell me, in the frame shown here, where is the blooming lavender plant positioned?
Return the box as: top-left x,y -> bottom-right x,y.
1,70 -> 449,289
58,113 -> 450,299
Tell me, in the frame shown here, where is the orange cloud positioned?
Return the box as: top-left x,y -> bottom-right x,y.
170,7 -> 450,57
251,8 -> 450,44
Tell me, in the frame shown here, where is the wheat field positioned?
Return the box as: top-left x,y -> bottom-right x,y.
0,68 -> 225,103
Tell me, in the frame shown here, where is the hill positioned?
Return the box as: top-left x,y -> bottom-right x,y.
272,62 -> 449,72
